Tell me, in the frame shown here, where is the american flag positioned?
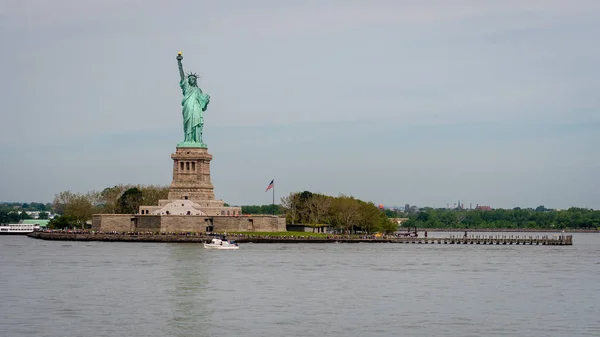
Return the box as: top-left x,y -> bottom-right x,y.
265,179 -> 274,192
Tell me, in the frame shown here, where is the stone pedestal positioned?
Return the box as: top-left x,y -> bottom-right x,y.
138,146 -> 242,217
95,144 -> 285,233
167,147 -> 215,201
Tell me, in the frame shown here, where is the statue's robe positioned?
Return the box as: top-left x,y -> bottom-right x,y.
180,78 -> 210,143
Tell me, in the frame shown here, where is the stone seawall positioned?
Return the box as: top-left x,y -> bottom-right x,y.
92,214 -> 286,233
28,232 -> 208,243
27,232 -> 573,245
27,232 -> 389,243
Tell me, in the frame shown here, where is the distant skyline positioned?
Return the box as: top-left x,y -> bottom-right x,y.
1,1 -> 599,209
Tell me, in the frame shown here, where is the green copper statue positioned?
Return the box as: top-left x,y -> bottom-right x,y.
176,52 -> 210,148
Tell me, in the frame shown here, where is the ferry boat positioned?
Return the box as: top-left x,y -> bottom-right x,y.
0,224 -> 41,235
203,237 -> 240,250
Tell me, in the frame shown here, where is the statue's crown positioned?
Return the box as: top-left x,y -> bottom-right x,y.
187,72 -> 200,79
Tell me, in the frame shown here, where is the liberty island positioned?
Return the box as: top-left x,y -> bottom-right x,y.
26,53 -> 573,244
87,52 -> 286,233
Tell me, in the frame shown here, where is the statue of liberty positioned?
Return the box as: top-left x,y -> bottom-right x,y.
176,52 -> 210,147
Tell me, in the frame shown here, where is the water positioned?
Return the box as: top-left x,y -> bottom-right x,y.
1,233 -> 599,337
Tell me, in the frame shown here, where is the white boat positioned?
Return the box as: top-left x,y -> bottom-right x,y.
203,237 -> 240,250
0,224 -> 41,235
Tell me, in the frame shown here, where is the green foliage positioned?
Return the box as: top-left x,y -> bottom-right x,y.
118,187 -> 143,214
46,184 -> 169,226
404,207 -> 600,229
278,191 -> 394,234
99,186 -> 126,214
0,202 -> 53,213
48,215 -> 79,229
139,185 -> 169,208
241,205 -> 284,215
53,190 -> 96,227
97,184 -> 169,214
383,209 -> 402,218
0,211 -> 28,223
0,210 -> 34,223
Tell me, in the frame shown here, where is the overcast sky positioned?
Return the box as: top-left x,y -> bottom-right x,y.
1,0 -> 599,209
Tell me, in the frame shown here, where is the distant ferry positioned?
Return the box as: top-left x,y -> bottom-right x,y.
0,224 -> 41,235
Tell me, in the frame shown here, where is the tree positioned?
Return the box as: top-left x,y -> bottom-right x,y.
357,201 -> 383,233
99,185 -> 127,214
298,191 -> 314,202
19,211 -> 32,220
48,215 -> 78,229
384,209 -> 399,218
38,212 -> 49,220
52,190 -> 99,228
377,212 -> 398,234
331,195 -> 361,234
7,212 -> 20,223
64,194 -> 96,228
53,191 -> 77,215
98,184 -> 167,214
139,185 -> 169,206
440,211 -> 458,227
118,187 -> 143,214
281,193 -> 301,224
241,205 -> 284,215
277,191 -> 410,233
416,212 -> 430,222
306,194 -> 332,225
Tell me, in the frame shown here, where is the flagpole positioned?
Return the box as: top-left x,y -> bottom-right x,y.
272,179 -> 275,215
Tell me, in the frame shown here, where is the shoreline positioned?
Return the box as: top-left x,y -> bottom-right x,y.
417,228 -> 598,233
27,232 -> 208,243
26,231 -> 575,245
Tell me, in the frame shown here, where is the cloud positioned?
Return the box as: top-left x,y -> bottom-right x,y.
1,0 -> 598,147
1,0 -> 151,30
0,1 -> 599,208
199,0 -> 599,36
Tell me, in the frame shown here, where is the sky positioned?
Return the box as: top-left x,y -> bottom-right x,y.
1,0 -> 599,209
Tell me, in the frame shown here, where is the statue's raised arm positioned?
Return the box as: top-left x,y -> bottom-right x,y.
176,52 -> 185,82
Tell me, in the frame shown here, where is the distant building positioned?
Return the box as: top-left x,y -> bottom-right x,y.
23,211 -> 57,219
475,204 -> 492,211
391,218 -> 409,226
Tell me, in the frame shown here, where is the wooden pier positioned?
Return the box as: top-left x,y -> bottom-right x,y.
383,234 -> 573,246
234,234 -> 573,245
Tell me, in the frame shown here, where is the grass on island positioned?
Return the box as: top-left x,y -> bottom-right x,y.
219,231 -> 330,238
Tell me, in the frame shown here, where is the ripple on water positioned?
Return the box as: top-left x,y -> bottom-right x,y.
0,236 -> 598,337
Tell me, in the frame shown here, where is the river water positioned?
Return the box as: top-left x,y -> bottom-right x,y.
1,233 -> 598,337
